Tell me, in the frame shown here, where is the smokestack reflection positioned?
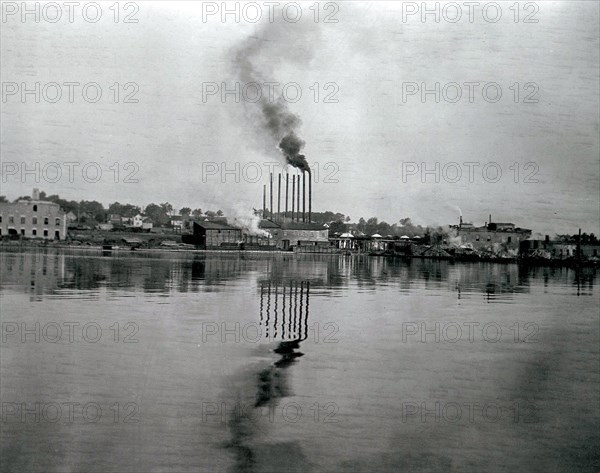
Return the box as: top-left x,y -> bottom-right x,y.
259,280 -> 310,343
223,280 -> 313,471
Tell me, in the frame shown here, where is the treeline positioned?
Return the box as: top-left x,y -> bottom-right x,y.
0,192 -> 223,227
310,213 -> 449,242
556,233 -> 598,244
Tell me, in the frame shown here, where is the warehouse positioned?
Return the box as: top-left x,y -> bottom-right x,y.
182,221 -> 242,249
260,220 -> 329,250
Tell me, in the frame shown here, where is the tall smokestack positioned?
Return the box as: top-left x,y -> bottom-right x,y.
263,185 -> 266,218
308,171 -> 312,223
270,173 -> 273,219
277,173 -> 281,220
291,175 -> 295,221
302,172 -> 306,223
296,172 -> 300,223
285,173 -> 289,218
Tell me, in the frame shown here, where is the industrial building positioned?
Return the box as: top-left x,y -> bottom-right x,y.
520,236 -> 600,261
0,189 -> 67,240
451,215 -> 531,255
259,220 -> 329,250
182,221 -> 242,248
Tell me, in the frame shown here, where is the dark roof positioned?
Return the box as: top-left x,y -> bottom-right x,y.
259,219 -> 281,229
281,222 -> 328,231
193,221 -> 240,231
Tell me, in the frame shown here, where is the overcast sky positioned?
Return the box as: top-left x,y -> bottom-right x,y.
2,1 -> 598,235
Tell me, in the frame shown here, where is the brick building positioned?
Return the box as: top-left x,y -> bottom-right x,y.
451,216 -> 531,255
0,190 -> 67,240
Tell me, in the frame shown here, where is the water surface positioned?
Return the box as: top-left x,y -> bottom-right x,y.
1,249 -> 598,472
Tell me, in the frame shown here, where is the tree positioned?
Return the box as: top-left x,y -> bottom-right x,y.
160,202 -> 174,218
144,203 -> 169,226
377,221 -> 392,236
180,207 -> 192,217
79,200 -> 106,222
192,208 -> 203,218
329,220 -> 347,235
43,194 -> 79,215
216,210 -> 224,216
108,202 -> 140,217
0,196 -> 8,203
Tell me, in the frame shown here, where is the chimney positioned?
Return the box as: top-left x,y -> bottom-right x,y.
291,175 -> 295,221
459,215 -> 463,226
277,173 -> 281,220
489,214 -> 492,225
308,171 -> 312,223
262,185 -> 266,218
545,234 -> 549,242
269,173 -> 273,219
302,172 -> 306,223
32,188 -> 40,200
285,173 -> 289,219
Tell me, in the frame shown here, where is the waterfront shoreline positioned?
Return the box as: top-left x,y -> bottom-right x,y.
1,241 -> 597,267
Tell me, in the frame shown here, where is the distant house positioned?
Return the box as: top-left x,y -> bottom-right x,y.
129,214 -> 153,230
109,214 -> 123,225
182,221 -> 242,248
170,215 -> 184,231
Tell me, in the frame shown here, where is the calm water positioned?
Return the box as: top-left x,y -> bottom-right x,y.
1,249 -> 598,473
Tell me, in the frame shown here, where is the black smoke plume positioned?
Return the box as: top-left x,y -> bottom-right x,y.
235,28 -> 311,173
